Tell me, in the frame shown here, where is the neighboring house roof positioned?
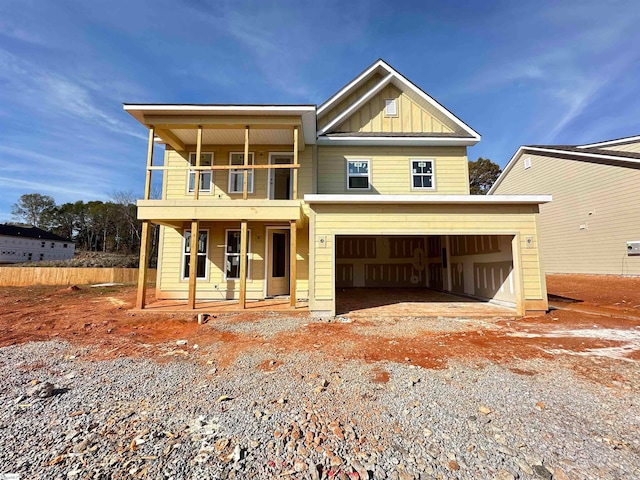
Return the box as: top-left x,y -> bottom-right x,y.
489,138 -> 640,194
316,59 -> 480,144
0,224 -> 73,243
576,134 -> 640,149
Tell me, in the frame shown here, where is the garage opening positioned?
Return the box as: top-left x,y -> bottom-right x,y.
335,234 -> 517,316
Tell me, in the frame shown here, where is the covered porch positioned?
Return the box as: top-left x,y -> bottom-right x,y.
123,104 -> 316,311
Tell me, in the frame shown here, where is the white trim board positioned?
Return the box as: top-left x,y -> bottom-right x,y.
317,59 -> 481,141
317,136 -> 478,147
577,135 -> 640,149
489,145 -> 640,194
304,194 -> 552,205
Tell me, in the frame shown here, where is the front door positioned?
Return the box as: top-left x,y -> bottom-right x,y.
269,154 -> 293,200
267,229 -> 290,296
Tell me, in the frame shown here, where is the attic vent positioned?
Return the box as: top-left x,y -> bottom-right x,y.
523,157 -> 532,169
384,99 -> 397,117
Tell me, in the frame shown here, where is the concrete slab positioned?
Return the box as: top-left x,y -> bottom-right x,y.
337,288 -> 515,318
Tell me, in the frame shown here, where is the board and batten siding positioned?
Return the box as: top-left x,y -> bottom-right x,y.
163,146 -> 313,201
157,221 -> 309,301
492,153 -> 640,275
309,203 -> 546,315
336,86 -> 454,134
318,73 -> 384,131
317,146 -> 469,195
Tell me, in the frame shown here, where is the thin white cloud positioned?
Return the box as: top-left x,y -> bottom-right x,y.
0,176 -> 110,200
0,47 -> 146,141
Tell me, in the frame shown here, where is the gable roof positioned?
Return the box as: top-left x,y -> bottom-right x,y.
576,134 -> 640,149
317,59 -> 480,145
0,224 -> 73,243
489,141 -> 640,194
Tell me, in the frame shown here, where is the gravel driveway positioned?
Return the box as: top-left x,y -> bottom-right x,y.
1,330 -> 638,480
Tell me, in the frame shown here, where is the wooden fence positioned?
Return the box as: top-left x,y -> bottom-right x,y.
0,267 -> 157,287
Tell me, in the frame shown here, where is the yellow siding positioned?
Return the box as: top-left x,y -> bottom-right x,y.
317,146 -> 469,195
335,86 -> 454,134
493,153 -> 640,275
158,221 -> 309,301
309,204 -> 545,314
600,140 -> 640,153
318,74 -> 383,131
164,146 -> 313,201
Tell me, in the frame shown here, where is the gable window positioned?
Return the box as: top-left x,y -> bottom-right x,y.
225,229 -> 251,279
347,159 -> 370,190
229,153 -> 254,194
188,152 -> 214,193
384,98 -> 398,117
182,230 -> 208,279
410,159 -> 434,189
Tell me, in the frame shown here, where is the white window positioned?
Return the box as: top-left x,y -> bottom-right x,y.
347,159 -> 370,190
182,230 -> 208,280
225,229 -> 251,280
229,152 -> 254,194
384,98 -> 398,117
188,152 -> 214,193
410,159 -> 435,189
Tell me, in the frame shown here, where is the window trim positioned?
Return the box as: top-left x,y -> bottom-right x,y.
409,158 -> 436,191
180,228 -> 209,281
346,158 -> 371,191
187,152 -> 215,194
224,228 -> 252,280
228,152 -> 255,194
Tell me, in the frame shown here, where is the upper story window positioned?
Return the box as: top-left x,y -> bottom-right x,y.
347,159 -> 370,190
182,229 -> 208,280
384,98 -> 398,117
188,152 -> 214,193
229,153 -> 255,194
410,159 -> 435,190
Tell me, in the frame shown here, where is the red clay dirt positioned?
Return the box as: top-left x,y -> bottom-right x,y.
0,275 -> 639,384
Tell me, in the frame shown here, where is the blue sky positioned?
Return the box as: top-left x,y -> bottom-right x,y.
1,0 -> 639,221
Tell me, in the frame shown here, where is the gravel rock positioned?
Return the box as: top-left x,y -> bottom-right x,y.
0,339 -> 638,480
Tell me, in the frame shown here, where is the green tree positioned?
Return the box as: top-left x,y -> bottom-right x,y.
468,157 -> 502,195
11,193 -> 56,227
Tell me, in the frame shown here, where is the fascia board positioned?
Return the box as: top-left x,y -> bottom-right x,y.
304,194 -> 552,205
317,73 -> 393,135
316,136 -> 479,147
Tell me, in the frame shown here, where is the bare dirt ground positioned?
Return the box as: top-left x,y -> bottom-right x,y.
1,275 -> 639,478
1,275 -> 639,371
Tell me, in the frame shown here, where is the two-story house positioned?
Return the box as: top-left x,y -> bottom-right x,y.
125,60 -> 550,317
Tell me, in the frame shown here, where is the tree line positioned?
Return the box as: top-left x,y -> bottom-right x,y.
10,192 -> 156,256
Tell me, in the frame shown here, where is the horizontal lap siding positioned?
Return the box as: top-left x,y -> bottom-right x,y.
311,204 -> 543,302
317,146 -> 469,195
601,141 -> 640,154
158,222 -> 309,300
164,147 -> 313,200
493,153 -> 640,275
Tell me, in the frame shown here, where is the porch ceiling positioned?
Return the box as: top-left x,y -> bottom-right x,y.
167,128 -> 295,146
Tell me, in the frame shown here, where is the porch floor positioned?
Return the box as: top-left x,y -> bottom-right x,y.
336,288 -> 516,317
136,296 -> 308,314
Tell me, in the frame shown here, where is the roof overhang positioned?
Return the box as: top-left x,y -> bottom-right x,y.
123,104 -> 317,148
317,135 -> 479,147
304,194 -> 551,205
489,145 -> 640,194
577,134 -> 640,149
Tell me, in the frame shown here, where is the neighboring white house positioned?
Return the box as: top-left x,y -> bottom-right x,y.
0,224 -> 75,264
489,135 -> 640,275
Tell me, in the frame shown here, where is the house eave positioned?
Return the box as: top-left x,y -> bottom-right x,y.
316,136 -> 479,147
304,194 -> 551,205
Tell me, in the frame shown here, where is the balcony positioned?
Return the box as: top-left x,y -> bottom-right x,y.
137,198 -> 303,228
